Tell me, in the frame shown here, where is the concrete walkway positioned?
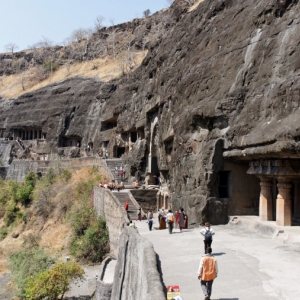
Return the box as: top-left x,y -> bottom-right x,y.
135,217 -> 300,300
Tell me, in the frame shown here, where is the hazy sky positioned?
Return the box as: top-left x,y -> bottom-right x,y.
0,0 -> 169,52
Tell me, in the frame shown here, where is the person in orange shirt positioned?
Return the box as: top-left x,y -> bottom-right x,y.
197,247 -> 218,300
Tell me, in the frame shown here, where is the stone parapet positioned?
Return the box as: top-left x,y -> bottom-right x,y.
110,226 -> 165,300
93,187 -> 165,299
93,187 -> 129,258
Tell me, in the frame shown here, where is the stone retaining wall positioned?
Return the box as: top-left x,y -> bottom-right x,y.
5,157 -> 112,182
111,226 -> 165,300
93,187 -> 129,258
93,187 -> 165,300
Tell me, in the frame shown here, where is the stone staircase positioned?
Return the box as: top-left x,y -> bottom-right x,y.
112,190 -> 137,221
105,159 -> 128,184
0,141 -> 12,166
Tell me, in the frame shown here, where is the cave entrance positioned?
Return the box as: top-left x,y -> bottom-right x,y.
131,131 -> 137,143
100,115 -> 119,131
114,146 -> 125,158
61,136 -> 82,147
14,128 -> 43,141
223,160 -> 260,216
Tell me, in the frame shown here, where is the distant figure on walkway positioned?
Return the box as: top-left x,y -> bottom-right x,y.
147,211 -> 153,220
166,209 -> 175,234
124,200 -> 129,211
200,222 -> 215,254
158,209 -> 166,230
197,247 -> 218,300
158,208 -> 165,222
178,208 -> 185,232
184,211 -> 188,229
148,217 -> 153,231
136,208 -> 142,221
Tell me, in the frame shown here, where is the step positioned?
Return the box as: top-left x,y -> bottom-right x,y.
112,191 -> 137,221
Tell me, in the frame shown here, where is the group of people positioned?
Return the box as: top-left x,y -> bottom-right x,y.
158,207 -> 188,234
133,205 -> 217,300
114,166 -> 125,180
99,181 -> 124,191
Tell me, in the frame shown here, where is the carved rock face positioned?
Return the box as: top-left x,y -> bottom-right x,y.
69,147 -> 80,158
1,0 -> 300,224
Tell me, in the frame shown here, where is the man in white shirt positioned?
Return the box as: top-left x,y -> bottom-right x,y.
166,209 -> 175,234
200,222 -> 215,253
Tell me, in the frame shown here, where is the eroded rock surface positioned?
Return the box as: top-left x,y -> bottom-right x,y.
1,0 -> 300,224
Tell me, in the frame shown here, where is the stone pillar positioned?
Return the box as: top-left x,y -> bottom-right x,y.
276,180 -> 292,226
165,196 -> 169,210
259,178 -> 273,221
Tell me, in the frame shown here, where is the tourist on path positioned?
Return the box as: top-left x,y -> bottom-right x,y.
148,217 -> 153,231
178,208 -> 185,232
184,213 -> 188,229
166,209 -> 175,234
158,208 -> 165,222
158,209 -> 166,230
200,222 -> 215,254
136,208 -> 142,221
147,211 -> 153,220
197,247 -> 218,300
181,208 -> 188,229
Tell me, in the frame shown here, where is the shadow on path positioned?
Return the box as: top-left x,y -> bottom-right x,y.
212,298 -> 239,300
156,253 -> 167,297
212,252 -> 226,256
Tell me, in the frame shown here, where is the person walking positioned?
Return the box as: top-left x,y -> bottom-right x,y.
184,212 -> 188,229
200,222 -> 215,254
197,247 -> 218,300
166,209 -> 175,234
148,217 -> 153,231
136,208 -> 142,221
178,208 -> 185,232
158,209 -> 166,229
147,211 -> 153,220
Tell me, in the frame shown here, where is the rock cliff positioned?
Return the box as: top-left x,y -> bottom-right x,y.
1,0 -> 300,224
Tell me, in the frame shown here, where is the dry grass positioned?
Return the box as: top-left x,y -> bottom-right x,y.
0,51 -> 147,99
189,0 -> 205,12
0,166 -> 107,276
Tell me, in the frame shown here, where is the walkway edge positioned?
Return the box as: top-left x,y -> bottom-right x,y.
229,216 -> 300,243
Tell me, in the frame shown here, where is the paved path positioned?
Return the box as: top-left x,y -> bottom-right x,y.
135,219 -> 300,300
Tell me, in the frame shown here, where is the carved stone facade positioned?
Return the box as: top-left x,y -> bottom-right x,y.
247,160 -> 300,226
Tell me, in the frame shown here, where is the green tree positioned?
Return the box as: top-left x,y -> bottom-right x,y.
71,217 -> 109,262
9,242 -> 53,297
25,261 -> 84,300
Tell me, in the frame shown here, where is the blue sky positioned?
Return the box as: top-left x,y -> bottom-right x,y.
0,0 -> 169,52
